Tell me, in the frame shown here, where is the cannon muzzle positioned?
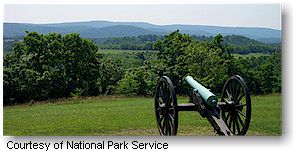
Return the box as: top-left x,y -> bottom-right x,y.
185,76 -> 217,107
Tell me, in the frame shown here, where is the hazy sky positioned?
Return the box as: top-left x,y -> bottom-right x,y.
4,4 -> 281,30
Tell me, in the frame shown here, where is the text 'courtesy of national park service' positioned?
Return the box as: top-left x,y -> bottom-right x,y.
6,140 -> 169,151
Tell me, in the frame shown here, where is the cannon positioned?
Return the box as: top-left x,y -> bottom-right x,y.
154,75 -> 251,136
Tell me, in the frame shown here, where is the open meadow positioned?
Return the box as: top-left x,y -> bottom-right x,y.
3,95 -> 281,136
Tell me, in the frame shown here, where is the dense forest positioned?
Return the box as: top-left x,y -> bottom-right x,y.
4,34 -> 281,54
94,34 -> 281,54
93,34 -> 161,50
3,31 -> 281,105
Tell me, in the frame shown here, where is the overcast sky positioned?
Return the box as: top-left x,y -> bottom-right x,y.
4,4 -> 281,30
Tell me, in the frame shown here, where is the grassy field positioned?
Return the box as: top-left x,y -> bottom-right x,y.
97,49 -> 157,69
3,95 -> 281,136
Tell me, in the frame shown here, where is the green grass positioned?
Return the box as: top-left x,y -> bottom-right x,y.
97,49 -> 156,69
3,95 -> 281,136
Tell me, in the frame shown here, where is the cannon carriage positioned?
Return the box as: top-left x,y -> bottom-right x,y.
154,75 -> 251,136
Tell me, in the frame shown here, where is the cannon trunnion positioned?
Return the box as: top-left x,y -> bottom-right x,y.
154,75 -> 251,136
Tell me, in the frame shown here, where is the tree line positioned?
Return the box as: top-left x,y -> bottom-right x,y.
4,34 -> 281,55
3,31 -> 281,105
93,35 -> 162,50
94,34 -> 280,54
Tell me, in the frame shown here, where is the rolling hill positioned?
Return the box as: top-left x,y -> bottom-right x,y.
3,20 -> 281,43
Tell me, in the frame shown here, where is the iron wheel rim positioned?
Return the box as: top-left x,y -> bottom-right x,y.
221,75 -> 251,135
154,76 -> 178,136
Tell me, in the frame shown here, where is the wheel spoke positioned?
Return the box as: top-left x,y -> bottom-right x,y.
163,117 -> 167,135
159,82 -> 164,97
160,114 -> 165,122
158,96 -> 164,103
160,122 -> 165,134
168,114 -> 175,129
228,116 -> 232,128
162,83 -> 167,102
232,81 -> 237,101
235,104 -> 247,107
168,95 -> 173,107
158,115 -> 165,130
165,116 -> 170,135
168,117 -> 174,134
225,112 -> 231,122
234,85 -> 241,102
166,87 -> 171,103
235,118 -> 241,134
158,97 -> 165,106
227,83 -> 232,97
232,115 -> 236,134
226,89 -> 232,100
167,116 -> 171,135
235,93 -> 244,104
164,117 -> 168,135
237,112 -> 245,127
159,88 -> 166,104
231,81 -> 235,99
159,86 -> 163,96
168,113 -> 175,121
236,109 -> 246,117
159,84 -> 164,96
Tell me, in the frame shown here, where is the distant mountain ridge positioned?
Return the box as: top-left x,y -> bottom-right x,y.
3,20 -> 281,43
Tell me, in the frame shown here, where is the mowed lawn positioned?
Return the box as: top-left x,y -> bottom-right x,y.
3,95 -> 281,136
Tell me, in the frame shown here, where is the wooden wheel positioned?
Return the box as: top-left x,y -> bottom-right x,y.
221,75 -> 251,135
155,76 -> 178,135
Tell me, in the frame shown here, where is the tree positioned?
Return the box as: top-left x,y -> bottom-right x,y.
116,67 -> 157,95
62,33 -> 100,96
185,34 -> 234,93
97,59 -> 124,95
3,32 -> 101,104
153,30 -> 193,93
